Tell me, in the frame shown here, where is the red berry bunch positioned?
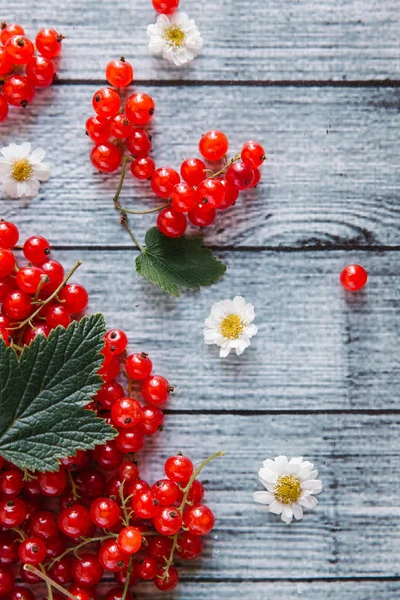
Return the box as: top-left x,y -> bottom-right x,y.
0,23 -> 64,122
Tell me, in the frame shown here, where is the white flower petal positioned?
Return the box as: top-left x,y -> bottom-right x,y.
300,495 -> 318,509
258,467 -> 277,484
219,345 -> 232,358
253,491 -> 274,505
281,504 -> 293,524
274,455 -> 289,474
293,503 -> 304,520
18,142 -> 32,158
268,500 -> 283,515
1,177 -> 19,198
263,459 -> 278,471
31,162 -> 51,181
28,147 -> 46,164
302,479 -> 323,494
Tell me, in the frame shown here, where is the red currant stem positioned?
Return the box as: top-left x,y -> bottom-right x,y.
113,155 -> 128,207
209,153 -> 241,179
113,156 -> 145,252
122,556 -> 133,600
33,273 -> 48,302
49,534 -> 117,568
115,201 -> 170,215
22,468 -> 35,482
120,212 -> 144,252
12,526 -> 26,541
7,260 -> 83,331
119,478 -> 131,527
23,564 -> 74,600
67,470 -> 80,500
10,341 -> 23,353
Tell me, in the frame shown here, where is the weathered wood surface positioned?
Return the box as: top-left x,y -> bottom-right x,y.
4,0 -> 400,81
1,86 -> 400,248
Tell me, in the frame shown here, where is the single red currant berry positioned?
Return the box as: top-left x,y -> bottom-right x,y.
0,531 -> 19,566
23,324 -> 50,346
165,454 -> 194,482
26,55 -> 56,87
183,504 -> 215,535
176,531 -> 203,560
142,375 -> 172,405
0,328 -> 10,346
126,352 -> 153,380
105,329 -> 128,355
216,177 -> 239,210
0,47 -> 13,76
92,87 -> 121,118
125,93 -> 155,125
105,587 -> 134,600
76,469 -> 106,498
106,475 -> 125,500
71,553 -> 103,586
0,566 -> 14,596
18,537 -> 47,565
0,469 -> 24,496
95,380 -> 124,410
111,397 -> 143,429
3,290 -> 32,320
99,539 -> 130,572
45,304 -> 71,329
154,565 -> 179,591
115,427 -> 144,454
157,207 -> 187,238
93,440 -> 123,471
195,178 -> 225,209
39,259 -> 64,293
48,556 -> 72,585
3,74 -> 35,107
241,140 -> 266,168
30,510 -> 59,540
85,115 -> 111,144
60,450 -> 89,471
58,283 -> 89,313
0,313 -> 11,329
58,505 -> 90,539
340,264 -> 368,291
141,404 -> 164,435
152,479 -> 180,505
130,156 -> 155,180
151,167 -> 180,199
171,182 -> 197,212
99,356 -> 121,382
118,526 -> 142,555
91,142 -> 122,173
126,128 -> 152,157
110,114 -> 133,139
106,57 -> 134,88
0,94 -> 9,122
188,203 -> 216,227
23,235 -> 51,263
16,266 -> 44,294
199,130 -> 228,161
38,469 -> 67,497
147,535 -> 173,563
136,555 -> 158,580
249,167 -> 261,188
187,478 -> 205,504
36,28 -> 64,58
118,460 -> 139,482
152,0 -> 180,13
10,586 -> 35,600
1,23 -> 25,44
132,490 -> 158,520
180,157 -> 206,187
154,506 -> 182,536
126,478 -> 150,498
5,35 -> 34,65
0,249 -> 15,277
68,584 -> 92,600
0,497 -> 27,528
225,161 -> 255,190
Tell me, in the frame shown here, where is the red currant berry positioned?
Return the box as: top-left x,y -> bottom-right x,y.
3,74 -> 35,107
171,182 -> 197,212
0,94 -> 9,122
10,587 -> 35,600
58,283 -> 88,313
111,397 -> 143,429
0,47 -> 13,76
241,140 -> 266,168
249,167 -> 261,188
199,130 -> 228,161
147,535 -> 173,563
225,161 -> 254,190
75,469 -> 106,498
95,380 -> 124,410
91,142 -> 122,173
118,460 -> 139,482
125,93 -> 155,125
141,404 -> 164,435
183,504 -> 215,535
0,469 -> 24,496
93,440 -> 123,471
18,537 -> 47,565
105,587 -> 134,600
38,469 -> 67,497
110,114 -> 133,139
105,329 -> 128,355
58,505 -> 90,539
0,249 -> 15,277
118,526 -> 142,555
3,290 -> 32,320
115,427 -> 144,454
92,87 -> 121,117
340,264 -> 368,291
142,375 -> 172,405
0,566 -> 14,595
132,490 -> 158,520
126,352 -> 153,380
36,28 -> 64,58
216,177 -> 239,209
157,207 -> 187,238
67,584 -> 91,600
152,0 -> 179,13
0,497 -> 27,528
23,235 -> 51,263
71,553 -> 103,586
151,167 -> 180,199
30,510 -> 59,540
26,56 -> 56,87
86,115 -> 111,144
1,23 -> 25,45
0,313 -> 10,328
44,304 -> 71,329
187,478 -> 205,504
90,497 -> 121,529
39,259 -> 64,293
5,35 -> 34,65
126,478 -> 150,498
48,556 -> 72,585
0,531 -> 18,566
154,565 -> 179,591
98,539 -> 130,572
106,475 -> 125,500
154,506 -> 182,535
130,156 -> 155,180
23,324 -> 50,345
106,58 -> 134,88
176,531 -> 203,560
136,555 -> 158,580
0,328 -> 10,346
60,450 -> 89,471
180,157 -> 206,187
195,178 -> 225,208
99,356 -> 120,382
152,479 -> 180,505
16,266 -> 44,294
126,128 -> 152,157
188,203 -> 216,227
165,454 -> 193,482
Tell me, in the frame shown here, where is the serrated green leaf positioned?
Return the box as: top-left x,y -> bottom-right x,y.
135,227 -> 227,297
0,314 -> 116,472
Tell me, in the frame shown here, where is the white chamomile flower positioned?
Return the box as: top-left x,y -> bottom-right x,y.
0,142 -> 51,199
204,296 -> 257,358
254,456 -> 323,524
147,12 -> 203,66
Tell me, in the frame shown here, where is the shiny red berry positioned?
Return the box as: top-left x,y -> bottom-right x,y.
48,556 -> 72,585
195,178 -> 225,208
110,114 -> 133,139
171,182 -> 197,212
95,380 -> 124,410
58,283 -> 89,313
118,460 -> 139,483
180,157 -> 206,186
217,177 -> 239,210
117,526 -> 142,555
18,537 -> 47,565
91,142 -> 122,173
340,264 -> 368,291
93,440 -> 123,470
187,478 -> 205,504
165,454 -> 193,482
0,469 -> 24,496
0,249 -> 15,277
44,304 -> 71,329
130,156 -> 155,180
199,130 -> 228,161
98,539 -> 130,572
126,352 -> 153,380
10,586 -> 35,600
188,203 -> 216,227
76,469 -> 105,498
151,167 -> 180,199
154,506 -> 182,535
106,58 -> 134,88
115,427 -> 144,454
0,497 -> 27,528
0,566 -> 14,595
141,404 -> 164,435
105,587 -> 134,600
36,28 -> 63,58
71,553 -> 103,586
0,47 -> 13,76
105,329 -> 128,355
3,290 -> 32,320
152,479 -> 180,505
26,55 -> 56,87
142,375 -> 172,405
147,535 -> 173,563
154,565 -> 179,591
3,75 -> 35,107
90,497 -> 121,528
0,531 -> 18,566
225,161 -> 254,190
58,505 -> 90,539
92,87 -> 121,118
38,469 -> 67,497
152,0 -> 180,13
111,397 -> 143,429
0,94 -> 9,121
136,555 -> 158,580
16,266 -> 44,294
5,35 -> 34,65
126,128 -> 152,157
157,207 -> 187,238
132,489 -> 158,520
86,115 -> 111,144
23,235 -> 50,263
125,93 -> 155,125
176,531 -> 203,560
1,23 -> 25,44
30,510 -> 59,540
241,140 -> 266,168
183,504 -> 215,535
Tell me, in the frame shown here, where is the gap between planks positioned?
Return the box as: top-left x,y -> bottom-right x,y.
53,79 -> 400,88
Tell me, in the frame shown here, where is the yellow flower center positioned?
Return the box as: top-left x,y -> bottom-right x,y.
11,159 -> 32,182
164,25 -> 185,47
220,314 -> 244,339
274,474 -> 302,504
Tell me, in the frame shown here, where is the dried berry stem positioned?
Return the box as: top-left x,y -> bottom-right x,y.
23,565 -> 75,600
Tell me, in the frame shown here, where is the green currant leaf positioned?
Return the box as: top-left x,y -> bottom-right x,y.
0,314 -> 116,472
135,227 -> 227,297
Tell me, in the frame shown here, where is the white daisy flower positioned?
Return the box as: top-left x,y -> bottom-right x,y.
204,296 -> 257,358
254,456 -> 323,524
147,12 -> 203,66
0,142 -> 51,199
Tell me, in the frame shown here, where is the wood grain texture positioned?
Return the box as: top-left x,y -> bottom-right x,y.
3,0 -> 400,80
1,86 -> 400,248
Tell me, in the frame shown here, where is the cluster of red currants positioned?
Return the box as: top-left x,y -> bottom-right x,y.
0,23 -> 63,122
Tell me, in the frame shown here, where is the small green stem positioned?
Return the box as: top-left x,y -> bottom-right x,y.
115,201 -> 170,215
209,153 -> 241,179
113,156 -> 128,206
120,213 -> 144,252
23,565 -> 75,600
119,479 -> 131,527
34,274 -> 49,302
122,556 -> 133,600
68,471 -> 80,501
49,535 -> 116,568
